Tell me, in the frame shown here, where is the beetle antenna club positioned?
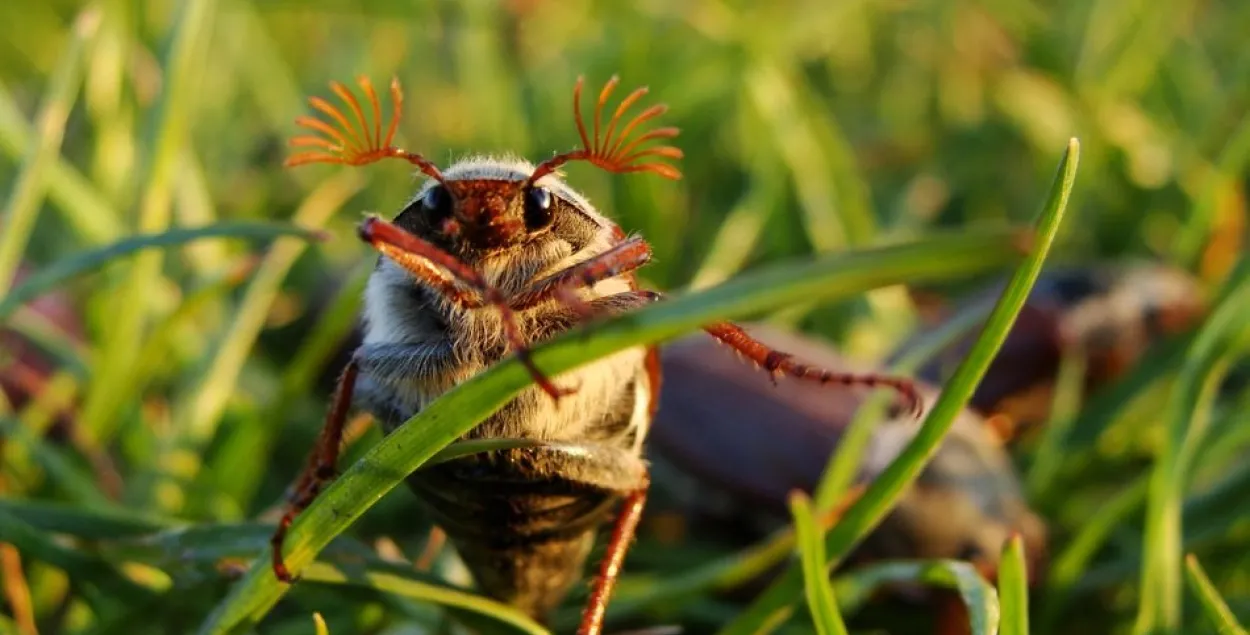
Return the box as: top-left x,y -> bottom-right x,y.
286,75 -> 447,186
527,75 -> 684,185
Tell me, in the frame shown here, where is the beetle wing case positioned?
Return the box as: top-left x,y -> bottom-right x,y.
646,323 -> 1048,578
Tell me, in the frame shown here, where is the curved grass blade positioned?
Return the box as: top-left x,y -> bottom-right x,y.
557,298 -> 999,631
196,226 -> 1027,635
0,80 -> 123,245
832,560 -> 1000,633
718,138 -> 1080,635
0,6 -> 99,298
1041,477 -> 1147,629
176,170 -> 362,447
0,498 -> 175,539
1184,554 -> 1248,635
0,222 -> 324,322
998,535 -> 1030,635
814,295 -> 995,510
300,561 -> 549,635
1136,260 -> 1250,634
77,0 -> 219,449
789,491 -> 849,635
0,508 -> 156,606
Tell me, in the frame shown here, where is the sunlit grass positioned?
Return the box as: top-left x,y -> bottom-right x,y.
1,1 -> 1248,634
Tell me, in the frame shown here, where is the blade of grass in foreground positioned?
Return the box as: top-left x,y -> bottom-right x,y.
790,492 -> 849,635
0,222 -> 323,322
718,138 -> 1079,635
197,226 -> 1027,635
998,535 -> 1030,635
1184,554 -> 1248,635
550,300 -> 998,632
831,560 -> 999,632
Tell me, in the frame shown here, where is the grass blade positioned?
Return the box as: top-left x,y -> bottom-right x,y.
790,491 -> 849,635
0,498 -> 176,539
999,535 -> 1030,635
832,560 -> 1000,633
196,226 -> 1027,635
78,0 -> 218,447
0,222 -> 323,322
300,561 -> 549,635
718,138 -> 1080,635
1136,260 -> 1250,634
0,508 -> 156,605
813,295 -> 995,511
0,7 -> 99,297
0,79 -> 124,244
176,170 -> 363,447
1184,554 -> 1248,635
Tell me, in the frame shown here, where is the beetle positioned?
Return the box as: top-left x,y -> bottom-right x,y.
899,264 -> 1206,439
269,74 -> 922,633
647,323 -> 1048,584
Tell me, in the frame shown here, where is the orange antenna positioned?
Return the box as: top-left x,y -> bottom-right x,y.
528,75 -> 683,185
286,76 -> 446,185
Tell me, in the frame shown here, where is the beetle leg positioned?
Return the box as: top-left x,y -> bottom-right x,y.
359,217 -> 574,399
270,358 -> 360,582
587,290 -> 924,417
508,236 -> 653,312
578,479 -> 650,635
703,322 -> 924,418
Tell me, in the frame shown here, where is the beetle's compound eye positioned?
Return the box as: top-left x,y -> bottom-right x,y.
420,185 -> 453,222
524,185 -> 554,230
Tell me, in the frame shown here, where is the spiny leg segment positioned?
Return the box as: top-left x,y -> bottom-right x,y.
270,359 -> 359,582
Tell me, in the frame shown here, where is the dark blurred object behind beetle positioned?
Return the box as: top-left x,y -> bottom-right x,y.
645,324 -> 1048,581
899,263 -> 1206,439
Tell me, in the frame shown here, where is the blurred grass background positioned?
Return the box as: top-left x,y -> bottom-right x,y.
0,0 -> 1248,634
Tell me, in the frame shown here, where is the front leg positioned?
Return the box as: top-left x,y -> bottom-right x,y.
584,290 -> 924,417
270,341 -> 461,582
508,237 -> 653,314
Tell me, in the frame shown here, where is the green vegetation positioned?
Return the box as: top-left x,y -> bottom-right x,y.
1,1 -> 1247,634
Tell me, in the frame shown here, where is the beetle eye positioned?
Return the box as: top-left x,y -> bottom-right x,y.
523,186 -> 554,230
420,185 -> 453,221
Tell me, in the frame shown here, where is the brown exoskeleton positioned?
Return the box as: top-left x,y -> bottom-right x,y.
269,74 -> 923,633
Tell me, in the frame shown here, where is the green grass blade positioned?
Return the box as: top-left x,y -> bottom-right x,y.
0,7 -> 99,297
0,79 -> 123,245
1026,348 -> 1088,499
78,0 -> 218,447
999,535 -> 1031,635
718,138 -> 1080,635
813,296 -> 995,511
300,561 -> 549,635
196,226 -> 1027,635
0,222 -> 322,322
832,560 -> 1000,633
0,508 -> 156,605
1041,476 -> 1147,628
176,170 -> 363,447
1184,554 -> 1248,635
790,492 -> 850,635
1136,261 -> 1250,634
0,498 -> 175,539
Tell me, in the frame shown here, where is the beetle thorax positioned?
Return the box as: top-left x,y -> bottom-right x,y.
358,157 -> 647,442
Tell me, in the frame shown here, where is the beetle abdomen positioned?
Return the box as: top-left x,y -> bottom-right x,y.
407,446 -> 641,618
